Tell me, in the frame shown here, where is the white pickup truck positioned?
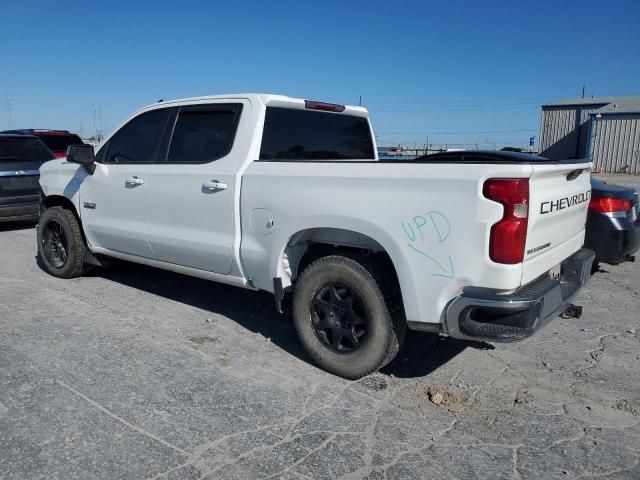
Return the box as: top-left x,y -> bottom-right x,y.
38,94 -> 594,379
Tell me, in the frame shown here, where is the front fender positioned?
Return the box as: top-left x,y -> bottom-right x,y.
39,159 -> 87,213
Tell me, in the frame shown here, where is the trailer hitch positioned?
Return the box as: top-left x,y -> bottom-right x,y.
560,304 -> 583,319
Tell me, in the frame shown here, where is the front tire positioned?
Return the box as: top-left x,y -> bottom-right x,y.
37,207 -> 86,278
293,255 -> 405,379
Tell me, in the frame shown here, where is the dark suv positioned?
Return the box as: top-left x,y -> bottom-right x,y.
0,135 -> 54,221
1,129 -> 84,158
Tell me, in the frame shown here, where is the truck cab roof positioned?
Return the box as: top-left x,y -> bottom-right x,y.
135,93 -> 369,117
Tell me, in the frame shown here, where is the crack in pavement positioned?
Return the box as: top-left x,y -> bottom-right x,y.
572,456 -> 640,479
56,379 -> 191,457
512,445 -> 523,480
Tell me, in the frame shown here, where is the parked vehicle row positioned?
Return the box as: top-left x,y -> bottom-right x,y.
0,134 -> 53,221
1,129 -> 84,158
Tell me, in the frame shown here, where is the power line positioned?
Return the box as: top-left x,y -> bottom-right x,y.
366,94 -> 577,107
366,92 -> 638,111
369,104 -> 543,113
376,128 -> 536,135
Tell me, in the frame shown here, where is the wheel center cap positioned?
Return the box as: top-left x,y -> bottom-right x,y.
329,310 -> 343,327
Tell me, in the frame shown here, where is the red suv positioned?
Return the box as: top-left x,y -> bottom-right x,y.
1,129 -> 84,158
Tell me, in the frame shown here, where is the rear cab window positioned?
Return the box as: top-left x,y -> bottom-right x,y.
39,134 -> 84,154
259,107 -> 375,161
0,137 -> 54,164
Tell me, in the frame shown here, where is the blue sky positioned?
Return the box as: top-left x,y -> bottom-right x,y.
2,0 -> 639,148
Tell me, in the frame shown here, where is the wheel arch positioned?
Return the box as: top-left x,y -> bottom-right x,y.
275,227 -> 413,319
42,194 -> 82,224
279,228 -> 384,280
40,194 -> 102,266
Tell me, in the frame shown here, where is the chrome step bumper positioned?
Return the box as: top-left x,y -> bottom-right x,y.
444,248 -> 595,342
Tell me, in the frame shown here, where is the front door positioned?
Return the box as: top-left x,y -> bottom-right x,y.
80,108 -> 172,258
146,102 -> 246,274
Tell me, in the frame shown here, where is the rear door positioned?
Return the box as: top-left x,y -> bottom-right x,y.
524,161 -> 592,282
0,136 -> 53,212
145,102 -> 246,274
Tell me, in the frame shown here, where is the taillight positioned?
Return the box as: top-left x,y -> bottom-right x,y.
483,178 -> 530,264
304,100 -> 346,112
588,197 -> 631,213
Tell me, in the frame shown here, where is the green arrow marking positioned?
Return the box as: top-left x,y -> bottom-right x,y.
407,244 -> 454,278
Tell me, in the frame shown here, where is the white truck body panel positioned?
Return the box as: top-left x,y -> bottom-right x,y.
241,161 -> 530,324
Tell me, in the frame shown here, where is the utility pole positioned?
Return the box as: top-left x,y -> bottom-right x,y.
98,106 -> 103,142
91,104 -> 104,142
6,96 -> 14,128
581,85 -> 586,99
358,95 -> 362,106
91,104 -> 97,141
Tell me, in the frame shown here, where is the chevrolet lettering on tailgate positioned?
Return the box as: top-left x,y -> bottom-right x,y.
540,190 -> 591,214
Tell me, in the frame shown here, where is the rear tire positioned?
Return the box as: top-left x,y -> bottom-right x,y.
293,255 -> 405,379
37,207 -> 86,278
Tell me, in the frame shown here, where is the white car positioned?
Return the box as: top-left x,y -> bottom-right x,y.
38,94 -> 594,379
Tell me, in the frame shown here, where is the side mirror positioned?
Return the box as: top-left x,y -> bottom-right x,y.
66,144 -> 96,174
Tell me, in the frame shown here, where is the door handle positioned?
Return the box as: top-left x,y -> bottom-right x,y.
202,180 -> 228,191
125,176 -> 144,186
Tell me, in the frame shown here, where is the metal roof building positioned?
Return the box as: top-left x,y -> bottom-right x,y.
539,96 -> 640,173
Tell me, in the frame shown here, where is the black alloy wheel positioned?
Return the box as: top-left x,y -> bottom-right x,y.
310,283 -> 370,353
41,219 -> 69,268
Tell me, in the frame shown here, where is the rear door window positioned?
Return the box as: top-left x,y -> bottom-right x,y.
166,104 -> 243,164
259,107 -> 375,160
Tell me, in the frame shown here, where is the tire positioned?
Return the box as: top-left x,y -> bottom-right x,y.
293,255 -> 405,379
37,206 -> 86,278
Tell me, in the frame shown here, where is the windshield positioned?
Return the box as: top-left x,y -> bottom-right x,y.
0,137 -> 54,163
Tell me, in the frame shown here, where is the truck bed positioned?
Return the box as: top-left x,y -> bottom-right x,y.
240,156 -> 591,327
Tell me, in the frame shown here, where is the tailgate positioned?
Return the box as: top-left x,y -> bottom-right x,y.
523,161 -> 592,284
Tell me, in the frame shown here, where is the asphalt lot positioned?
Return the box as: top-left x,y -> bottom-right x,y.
1,174 -> 639,480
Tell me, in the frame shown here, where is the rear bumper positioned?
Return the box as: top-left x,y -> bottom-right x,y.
584,212 -> 640,263
444,248 -> 595,342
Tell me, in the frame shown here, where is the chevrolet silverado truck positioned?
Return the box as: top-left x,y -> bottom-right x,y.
37,94 -> 594,379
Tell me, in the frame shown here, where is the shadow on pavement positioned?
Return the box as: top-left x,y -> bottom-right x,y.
93,261 -> 311,363
0,219 -> 37,231
383,332 -> 493,379
81,261 -> 489,379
